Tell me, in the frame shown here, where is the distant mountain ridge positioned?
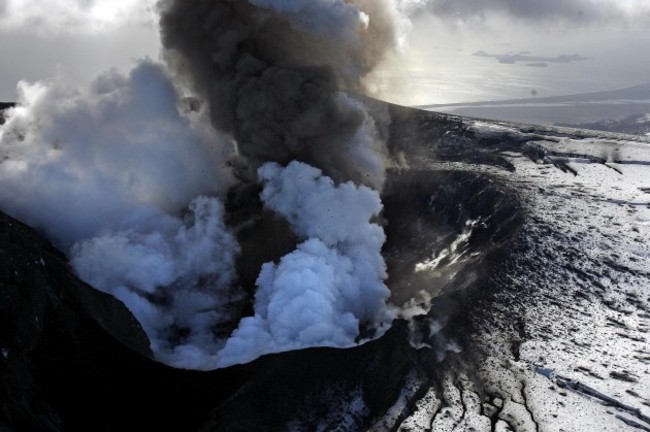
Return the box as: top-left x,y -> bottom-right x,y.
418,82 -> 650,109
559,112 -> 650,136
418,83 -> 650,126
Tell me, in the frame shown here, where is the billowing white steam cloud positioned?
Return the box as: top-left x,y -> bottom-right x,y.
217,161 -> 394,367
0,0 -> 429,369
71,196 -> 243,367
0,61 -> 247,367
0,61 -> 233,248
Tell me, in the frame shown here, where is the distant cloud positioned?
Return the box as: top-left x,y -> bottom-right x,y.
0,0 -> 161,99
421,0 -> 650,26
0,0 -> 157,34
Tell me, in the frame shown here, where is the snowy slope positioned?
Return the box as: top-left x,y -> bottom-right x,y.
356,106 -> 650,432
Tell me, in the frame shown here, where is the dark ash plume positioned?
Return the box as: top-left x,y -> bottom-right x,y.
159,0 -> 400,189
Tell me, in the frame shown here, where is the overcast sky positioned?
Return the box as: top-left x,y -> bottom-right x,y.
0,0 -> 159,100
1,0 -> 649,103
416,0 -> 650,25
375,0 -> 650,104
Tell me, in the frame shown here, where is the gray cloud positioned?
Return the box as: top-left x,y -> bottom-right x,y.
0,0 -> 156,33
0,0 -> 161,100
0,27 -> 160,100
421,0 -> 648,25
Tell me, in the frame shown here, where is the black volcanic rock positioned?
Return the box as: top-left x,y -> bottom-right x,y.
198,320 -> 420,431
0,210 -> 145,429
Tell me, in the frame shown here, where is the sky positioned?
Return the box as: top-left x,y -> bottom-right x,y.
371,0 -> 650,105
0,0 -> 160,100
1,0 -> 649,104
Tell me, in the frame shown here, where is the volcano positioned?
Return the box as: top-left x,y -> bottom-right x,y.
1,99 -> 649,431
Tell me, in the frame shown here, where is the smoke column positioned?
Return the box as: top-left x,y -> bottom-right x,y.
0,0 -> 424,369
158,0 -> 407,190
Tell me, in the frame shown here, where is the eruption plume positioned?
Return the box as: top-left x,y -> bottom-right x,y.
0,0 -> 422,369
158,0 -> 405,189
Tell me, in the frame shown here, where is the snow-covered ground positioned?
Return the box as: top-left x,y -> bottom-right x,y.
289,108 -> 650,432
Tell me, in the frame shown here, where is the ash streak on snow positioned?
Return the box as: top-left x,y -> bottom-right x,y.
0,0 -> 431,369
